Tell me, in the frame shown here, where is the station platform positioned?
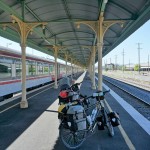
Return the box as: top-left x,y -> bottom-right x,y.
0,72 -> 150,150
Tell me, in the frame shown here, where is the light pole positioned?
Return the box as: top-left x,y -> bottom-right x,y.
115,55 -> 117,71
148,54 -> 149,73
122,49 -> 125,72
136,43 -> 142,74
129,59 -> 130,71
109,57 -> 111,70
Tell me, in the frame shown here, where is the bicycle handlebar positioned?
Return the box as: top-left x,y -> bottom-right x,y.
82,89 -> 110,100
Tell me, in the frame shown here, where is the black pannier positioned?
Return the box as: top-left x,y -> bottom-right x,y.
108,112 -> 120,127
97,116 -> 105,130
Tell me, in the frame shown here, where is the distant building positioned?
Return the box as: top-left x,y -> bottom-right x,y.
125,63 -> 150,71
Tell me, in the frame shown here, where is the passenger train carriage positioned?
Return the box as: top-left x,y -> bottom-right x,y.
0,46 -> 77,100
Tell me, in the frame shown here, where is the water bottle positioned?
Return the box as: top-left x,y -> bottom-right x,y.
91,108 -> 97,122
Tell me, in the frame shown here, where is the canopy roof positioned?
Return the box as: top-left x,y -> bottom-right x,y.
0,0 -> 150,67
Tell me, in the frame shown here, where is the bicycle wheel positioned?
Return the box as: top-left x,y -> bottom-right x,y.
104,111 -> 114,137
106,120 -> 114,137
59,125 -> 86,149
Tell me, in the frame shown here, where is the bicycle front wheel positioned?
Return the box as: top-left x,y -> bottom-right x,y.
60,126 -> 86,149
104,110 -> 114,137
107,120 -> 114,137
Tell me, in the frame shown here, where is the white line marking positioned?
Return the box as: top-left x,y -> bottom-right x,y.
103,83 -> 150,136
96,75 -> 150,135
0,103 -> 19,114
104,99 -> 135,150
95,76 -> 135,149
0,86 -> 51,114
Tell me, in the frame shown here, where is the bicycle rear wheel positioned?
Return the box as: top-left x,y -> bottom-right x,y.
60,125 -> 86,149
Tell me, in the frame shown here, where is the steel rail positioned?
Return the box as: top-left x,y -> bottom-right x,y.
102,76 -> 150,106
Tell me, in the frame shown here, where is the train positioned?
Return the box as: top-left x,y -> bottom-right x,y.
0,46 -> 80,100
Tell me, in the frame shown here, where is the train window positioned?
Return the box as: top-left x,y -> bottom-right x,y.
59,64 -> 65,77
38,65 -> 43,75
44,66 -> 49,74
49,64 -> 54,73
16,64 -> 22,77
28,64 -> 36,76
0,63 -> 11,78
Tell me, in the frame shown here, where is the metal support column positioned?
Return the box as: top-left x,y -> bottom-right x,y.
75,17 -> 125,91
20,43 -> 28,108
71,59 -> 73,79
97,16 -> 104,91
3,15 -> 47,108
92,46 -> 96,89
54,47 -> 58,89
65,54 -> 68,76
89,56 -> 93,80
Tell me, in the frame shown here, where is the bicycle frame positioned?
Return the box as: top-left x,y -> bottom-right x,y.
85,97 -> 113,135
85,99 -> 102,131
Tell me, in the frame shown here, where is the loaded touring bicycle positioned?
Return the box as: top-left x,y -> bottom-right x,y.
57,84 -> 120,149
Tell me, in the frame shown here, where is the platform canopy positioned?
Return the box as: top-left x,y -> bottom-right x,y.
0,0 -> 150,67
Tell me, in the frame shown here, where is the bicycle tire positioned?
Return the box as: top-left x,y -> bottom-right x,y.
59,125 -> 86,149
104,110 -> 114,137
107,120 -> 114,136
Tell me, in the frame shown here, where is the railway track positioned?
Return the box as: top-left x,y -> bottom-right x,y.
100,75 -> 150,121
103,76 -> 150,106
102,73 -> 150,91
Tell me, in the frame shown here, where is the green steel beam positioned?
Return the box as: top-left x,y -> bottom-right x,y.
103,3 -> 150,57
0,1 -> 55,58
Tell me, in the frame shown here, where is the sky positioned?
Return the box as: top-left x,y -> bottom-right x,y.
102,19 -> 150,66
0,19 -> 150,66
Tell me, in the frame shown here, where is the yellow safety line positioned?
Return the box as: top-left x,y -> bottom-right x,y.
104,99 -> 136,150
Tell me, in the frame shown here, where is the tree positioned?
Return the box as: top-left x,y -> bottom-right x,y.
134,64 -> 140,71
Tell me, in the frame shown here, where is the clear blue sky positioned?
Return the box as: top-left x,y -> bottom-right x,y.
102,19 -> 150,65
0,19 -> 150,66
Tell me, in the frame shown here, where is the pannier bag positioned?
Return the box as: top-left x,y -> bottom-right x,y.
58,104 -> 67,120
67,105 -> 86,131
108,112 -> 120,127
96,116 -> 105,130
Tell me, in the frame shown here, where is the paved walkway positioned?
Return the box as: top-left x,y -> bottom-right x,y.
0,72 -> 150,150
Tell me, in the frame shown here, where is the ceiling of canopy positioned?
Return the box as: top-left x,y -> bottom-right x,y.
0,0 -> 150,67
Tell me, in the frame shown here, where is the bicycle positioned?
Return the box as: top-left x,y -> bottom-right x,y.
58,90 -> 120,149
